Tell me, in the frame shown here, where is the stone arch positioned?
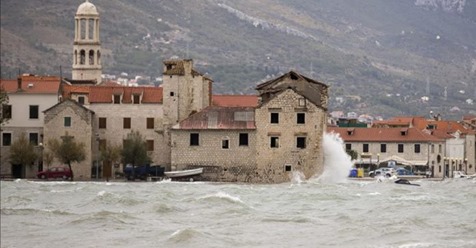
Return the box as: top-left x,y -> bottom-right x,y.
89,50 -> 95,65
80,50 -> 85,65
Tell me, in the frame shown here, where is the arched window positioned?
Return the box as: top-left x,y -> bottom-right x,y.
80,19 -> 86,39
80,50 -> 85,65
74,50 -> 78,65
97,50 -> 101,65
89,50 -> 94,65
88,19 -> 94,40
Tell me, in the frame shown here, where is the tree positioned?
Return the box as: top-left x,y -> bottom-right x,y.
0,86 -> 9,128
43,150 -> 55,169
121,130 -> 151,178
9,133 -> 38,177
346,149 -> 358,161
48,133 -> 86,181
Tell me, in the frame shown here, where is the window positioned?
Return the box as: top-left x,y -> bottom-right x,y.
270,137 -> 279,148
431,144 -> 435,154
99,118 -> 107,129
2,105 -> 12,119
64,117 -> 71,127
239,133 -> 249,146
222,139 -> 229,149
78,96 -> 85,105
123,118 -> 131,129
297,113 -> 305,124
99,139 -> 107,151
363,144 -> 369,153
414,144 -> 421,153
133,95 -> 140,104
285,164 -> 292,172
146,140 -> 154,151
345,143 -> 352,151
29,105 -> 39,119
190,133 -> 199,146
2,133 -> 12,146
270,113 -> 279,124
297,137 -> 306,149
380,144 -> 387,153
438,144 -> 442,153
298,98 -> 306,107
398,144 -> 404,153
29,133 -> 39,146
170,92 -> 175,97
114,95 -> 121,104
147,118 -> 154,129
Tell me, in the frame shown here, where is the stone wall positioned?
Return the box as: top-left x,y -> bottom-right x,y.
171,129 -> 257,182
254,89 -> 326,183
43,101 -> 94,179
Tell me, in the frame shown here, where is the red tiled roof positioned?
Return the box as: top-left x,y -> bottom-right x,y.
175,106 -> 256,130
62,84 -> 90,99
327,127 -> 443,142
88,86 -> 162,103
1,75 -> 61,94
212,95 -> 259,107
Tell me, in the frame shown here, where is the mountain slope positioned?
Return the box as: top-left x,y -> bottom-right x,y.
1,0 -> 475,118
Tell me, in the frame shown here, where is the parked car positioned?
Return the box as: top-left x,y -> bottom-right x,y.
396,168 -> 413,176
37,166 -> 73,180
368,167 -> 396,178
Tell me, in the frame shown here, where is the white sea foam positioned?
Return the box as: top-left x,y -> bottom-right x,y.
316,132 -> 354,183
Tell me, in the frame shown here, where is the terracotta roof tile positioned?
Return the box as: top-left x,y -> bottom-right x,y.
327,127 -> 443,142
212,95 -> 259,107
88,86 -> 162,104
1,75 -> 61,94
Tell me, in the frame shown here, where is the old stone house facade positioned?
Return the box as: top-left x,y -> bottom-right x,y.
171,71 -> 329,183
43,100 -> 95,179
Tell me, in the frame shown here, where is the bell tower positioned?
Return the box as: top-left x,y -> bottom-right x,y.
72,0 -> 102,84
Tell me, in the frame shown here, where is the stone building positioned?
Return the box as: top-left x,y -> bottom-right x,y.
72,0 -> 102,83
171,71 -> 329,183
43,100 -> 95,179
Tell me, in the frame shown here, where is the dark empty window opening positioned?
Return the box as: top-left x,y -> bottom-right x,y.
2,105 -> 12,119
29,133 -> 39,146
114,95 -> 121,104
123,118 -> 131,129
222,139 -> 229,149
239,133 -> 249,146
78,96 -> 85,105
270,137 -> 279,148
170,92 -> 175,97
190,133 -> 199,146
133,95 -> 140,104
270,113 -> 279,124
398,144 -> 404,153
414,144 -> 421,153
345,143 -> 352,151
363,144 -> 369,153
89,50 -> 94,65
147,118 -> 154,129
80,50 -> 85,65
99,118 -> 107,129
297,137 -> 306,149
2,133 -> 12,146
29,105 -> 39,119
97,50 -> 101,65
285,164 -> 292,172
147,140 -> 154,151
381,144 -> 387,153
64,117 -> 71,127
291,74 -> 298,80
297,113 -> 305,124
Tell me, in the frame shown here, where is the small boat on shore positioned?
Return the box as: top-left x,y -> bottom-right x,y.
164,168 -> 203,178
394,178 -> 420,186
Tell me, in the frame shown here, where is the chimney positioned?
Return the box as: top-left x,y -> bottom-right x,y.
17,76 -> 22,91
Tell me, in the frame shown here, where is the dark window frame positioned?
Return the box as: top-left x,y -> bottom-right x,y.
146,140 -> 154,151
2,133 -> 12,146
78,96 -> 85,105
123,118 -> 131,129
146,118 -> 154,129
239,133 -> 249,146
29,133 -> 39,146
222,139 -> 229,149
270,136 -> 279,148
113,95 -> 121,104
2,104 -> 12,119
99,117 -> 107,129
380,144 -> 387,153
297,113 -> 305,124
363,143 -> 369,153
64,117 -> 71,127
190,133 -> 199,146
414,144 -> 421,153
29,105 -> 39,119
398,144 -> 404,153
297,137 -> 306,149
345,143 -> 352,151
270,113 -> 279,124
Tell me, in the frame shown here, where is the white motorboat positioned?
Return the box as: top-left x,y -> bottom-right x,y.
453,171 -> 473,179
164,168 -> 203,178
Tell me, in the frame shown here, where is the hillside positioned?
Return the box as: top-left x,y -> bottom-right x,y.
1,0 -> 475,119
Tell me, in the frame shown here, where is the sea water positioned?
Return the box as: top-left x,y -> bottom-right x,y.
1,133 -> 476,248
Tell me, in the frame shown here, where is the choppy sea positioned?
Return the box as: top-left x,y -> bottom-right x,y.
1,177 -> 476,248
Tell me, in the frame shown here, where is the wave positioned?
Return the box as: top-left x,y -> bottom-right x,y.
1,207 -> 73,216
197,191 -> 245,205
167,228 -> 203,243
